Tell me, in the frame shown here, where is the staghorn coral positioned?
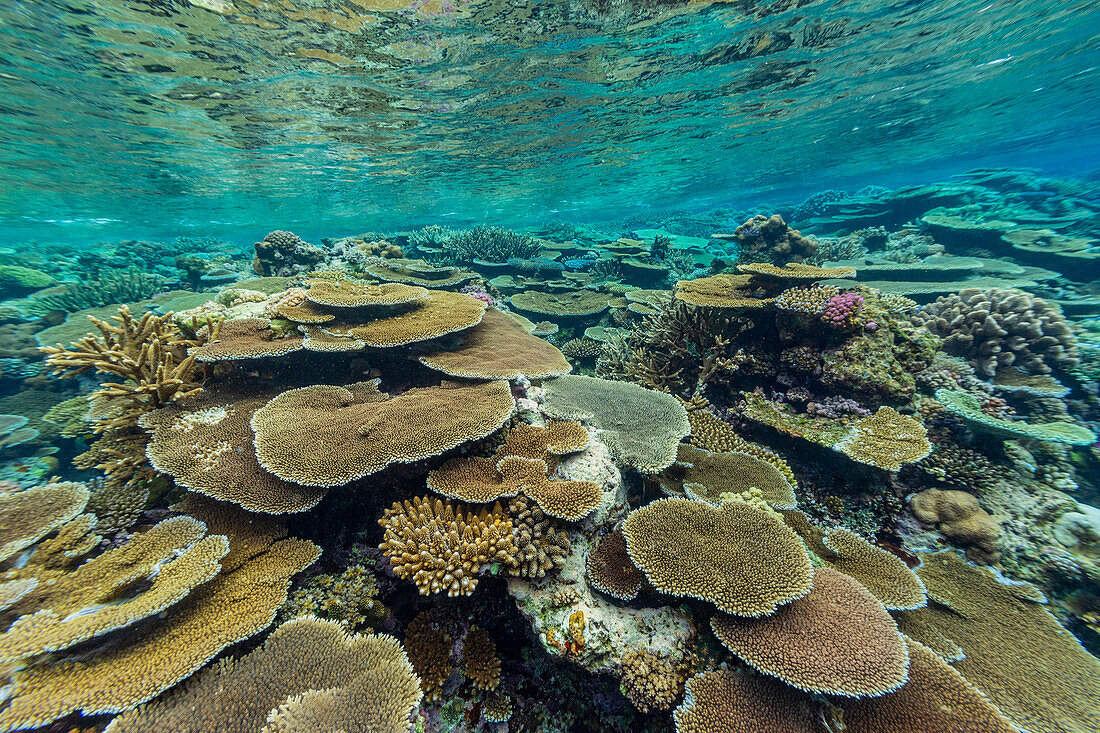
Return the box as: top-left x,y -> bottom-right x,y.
141,389 -> 327,514
897,551 -> 1100,733
710,567 -> 910,698
842,636 -> 1019,733
378,496 -> 516,597
0,482 -> 90,562
935,388 -> 1096,444
619,648 -> 685,713
818,528 -> 927,610
419,307 -> 571,380
106,616 -> 422,733
252,380 -> 514,487
622,498 -> 813,616
835,407 -> 932,471
655,444 -> 797,510
462,626 -> 501,690
0,501 -> 320,731
540,375 -> 689,473
910,489 -> 1000,563
912,288 -> 1078,375
673,668 -> 816,732
507,493 -> 572,579
28,267 -> 166,314
586,527 -> 645,601
403,612 -> 452,701
445,225 -> 541,264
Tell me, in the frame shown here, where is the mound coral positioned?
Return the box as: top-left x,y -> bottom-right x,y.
912,288 -> 1078,375
251,380 -> 514,487
734,214 -> 818,264
252,230 -> 326,277
106,616 -> 422,733
540,375 -> 689,473
710,567 -> 910,698
378,496 -> 516,596
622,498 -> 813,616
910,489 -> 1000,563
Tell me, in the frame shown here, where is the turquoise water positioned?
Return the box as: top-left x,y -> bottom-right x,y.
2,0 -> 1098,241
1,2 -> 1100,733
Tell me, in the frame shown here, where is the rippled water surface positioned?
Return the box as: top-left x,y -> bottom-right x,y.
1,0 -> 1098,238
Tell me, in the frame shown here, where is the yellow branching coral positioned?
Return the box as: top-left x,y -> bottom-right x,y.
897,551 -> 1100,733
710,567 -> 910,698
619,648 -> 685,713
328,290 -> 487,347
404,611 -> 452,701
0,482 -> 90,562
673,669 -> 816,733
656,444 -> 797,510
106,616 -> 422,733
378,496 -> 516,596
622,498 -> 813,616
507,494 -> 571,579
419,307 -> 572,380
281,565 -> 385,630
842,637 -> 1019,733
0,516 -> 228,663
252,380 -> 514,487
818,528 -> 927,611
462,626 -> 501,690
0,501 -> 319,731
586,527 -> 645,601
482,692 -> 513,723
835,406 -> 931,471
774,284 -> 840,315
141,390 -> 328,514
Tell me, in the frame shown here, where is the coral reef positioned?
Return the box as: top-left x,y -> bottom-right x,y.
734,214 -> 819,264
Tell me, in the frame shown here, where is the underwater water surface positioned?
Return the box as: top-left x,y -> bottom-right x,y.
0,1 -> 1099,732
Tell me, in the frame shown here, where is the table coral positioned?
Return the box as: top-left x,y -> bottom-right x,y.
419,307 -> 571,380
586,527 -> 645,601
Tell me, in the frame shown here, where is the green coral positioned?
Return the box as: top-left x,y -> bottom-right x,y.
0,266 -> 56,291
27,267 -> 166,314
41,395 -> 93,439
444,226 -> 541,264
935,389 -> 1096,445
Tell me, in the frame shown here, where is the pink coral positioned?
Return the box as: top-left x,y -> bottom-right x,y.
821,292 -> 864,326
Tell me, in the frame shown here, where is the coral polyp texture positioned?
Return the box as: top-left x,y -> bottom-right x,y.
586,527 -> 646,601
419,307 -> 572,379
710,567 -> 910,698
378,496 -> 516,596
834,406 -> 932,470
673,668 -> 816,732
621,498 -> 813,616
251,380 -> 515,487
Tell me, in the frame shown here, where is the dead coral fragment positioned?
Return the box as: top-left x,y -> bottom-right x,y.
252,380 -> 514,487
419,307 -> 572,380
842,637 -> 1019,733
622,498 -> 813,616
0,482 -> 90,562
586,527 -> 645,601
462,626 -> 501,690
711,567 -> 910,698
106,616 -> 422,733
835,406 -> 931,471
378,496 -> 516,597
674,668 -> 816,733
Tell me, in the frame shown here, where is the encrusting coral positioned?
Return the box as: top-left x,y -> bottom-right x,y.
710,567 -> 911,698
621,497 -> 813,616
378,496 -> 516,596
105,616 -> 422,733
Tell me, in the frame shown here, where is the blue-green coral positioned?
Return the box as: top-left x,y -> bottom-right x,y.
935,388 -> 1096,445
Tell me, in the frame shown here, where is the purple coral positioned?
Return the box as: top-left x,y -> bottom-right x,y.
806,396 -> 872,419
461,284 -> 498,307
821,292 -> 864,325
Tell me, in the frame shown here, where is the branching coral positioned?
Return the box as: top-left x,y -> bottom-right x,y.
404,612 -> 452,701
619,648 -> 686,713
507,494 -> 571,579
378,496 -> 516,596
462,626 -> 501,690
